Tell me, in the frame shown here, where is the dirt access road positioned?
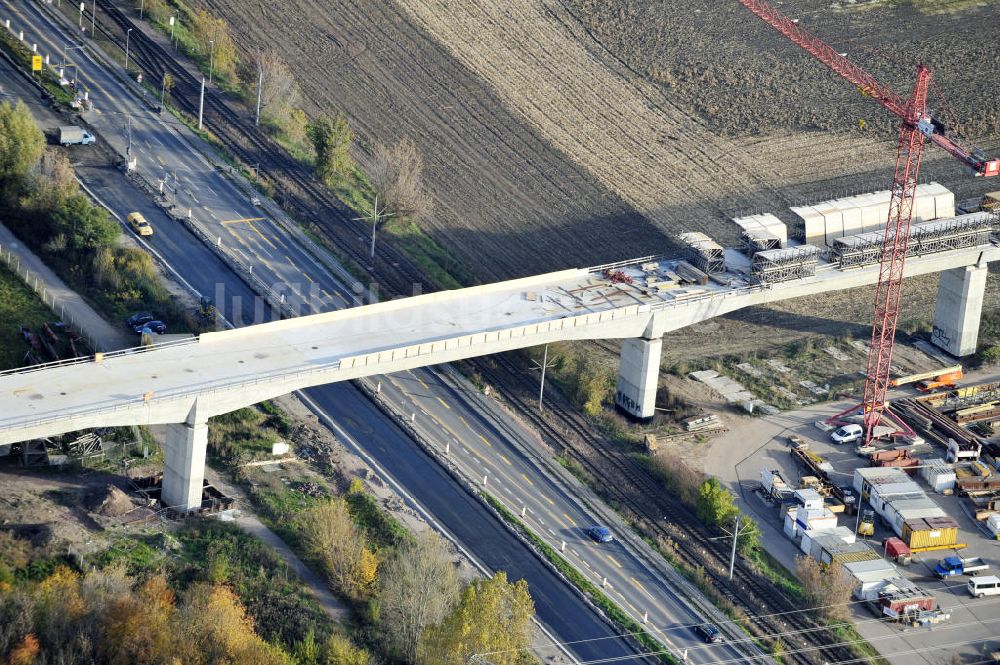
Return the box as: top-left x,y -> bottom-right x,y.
199,0 -> 999,284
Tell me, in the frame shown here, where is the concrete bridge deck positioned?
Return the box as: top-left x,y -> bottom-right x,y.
3,242 -> 996,444
1,241 -> 996,507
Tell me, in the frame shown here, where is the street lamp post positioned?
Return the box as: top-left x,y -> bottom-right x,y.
169,15 -> 176,46
139,0 -> 145,20
208,39 -> 215,84
124,28 -> 132,73
78,2 -> 85,29
90,0 -> 96,37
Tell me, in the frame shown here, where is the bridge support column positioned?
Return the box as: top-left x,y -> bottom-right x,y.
932,264 -> 987,357
162,405 -> 208,511
615,337 -> 662,420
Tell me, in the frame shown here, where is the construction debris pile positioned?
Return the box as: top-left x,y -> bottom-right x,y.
18,321 -> 90,366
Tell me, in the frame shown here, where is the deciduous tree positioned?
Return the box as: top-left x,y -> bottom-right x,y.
418,571 -> 535,665
370,137 -> 431,220
250,49 -> 300,125
0,100 -> 45,182
308,115 -> 354,189
378,531 -> 460,661
298,499 -> 375,600
794,556 -> 854,621
323,634 -> 371,665
696,477 -> 738,527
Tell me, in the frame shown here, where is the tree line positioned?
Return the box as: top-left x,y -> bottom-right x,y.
0,100 -> 183,325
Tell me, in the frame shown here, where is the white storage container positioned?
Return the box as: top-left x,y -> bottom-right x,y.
987,514 -> 1000,539
796,508 -> 838,533
794,488 -> 824,510
784,508 -> 799,541
844,559 -> 899,596
854,467 -> 909,495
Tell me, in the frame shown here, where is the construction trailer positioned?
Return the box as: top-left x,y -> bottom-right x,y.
901,516 -> 963,552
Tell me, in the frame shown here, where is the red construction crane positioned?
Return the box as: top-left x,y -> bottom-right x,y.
734,0 -> 1000,443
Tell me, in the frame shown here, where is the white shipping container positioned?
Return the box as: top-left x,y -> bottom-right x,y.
844,559 -> 899,584
784,509 -> 799,541
987,514 -> 1000,539
797,508 -> 838,532
795,488 -> 824,510
854,467 -> 909,494
805,528 -> 857,559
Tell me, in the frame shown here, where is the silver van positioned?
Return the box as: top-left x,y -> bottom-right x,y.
968,575 -> 1000,598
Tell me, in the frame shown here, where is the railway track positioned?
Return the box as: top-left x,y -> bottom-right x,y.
83,0 -> 427,298
71,5 -> 876,662
476,353 -> 865,665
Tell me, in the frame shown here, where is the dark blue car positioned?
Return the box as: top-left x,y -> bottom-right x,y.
585,525 -> 614,543
696,623 -> 723,644
134,320 -> 167,335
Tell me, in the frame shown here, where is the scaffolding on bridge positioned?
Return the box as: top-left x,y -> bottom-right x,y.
679,231 -> 726,274
751,245 -> 819,283
832,212 -> 997,269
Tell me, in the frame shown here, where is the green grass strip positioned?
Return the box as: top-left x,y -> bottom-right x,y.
481,491 -> 677,664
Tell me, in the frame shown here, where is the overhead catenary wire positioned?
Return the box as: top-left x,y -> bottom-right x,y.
473,593 -> 1000,664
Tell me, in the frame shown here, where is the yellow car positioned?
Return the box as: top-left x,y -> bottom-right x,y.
127,211 -> 153,237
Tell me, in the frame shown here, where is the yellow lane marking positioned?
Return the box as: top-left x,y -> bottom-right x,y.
630,577 -> 645,591
563,512 -> 576,525
520,473 -> 534,487
479,434 -> 492,447
459,415 -> 469,427
499,454 -> 512,466
544,495 -> 555,506
286,253 -> 299,270
606,554 -> 622,569
220,217 -> 266,225
301,271 -> 312,283
155,154 -> 165,165
418,377 -> 430,389
220,217 -> 275,249
436,396 -> 451,410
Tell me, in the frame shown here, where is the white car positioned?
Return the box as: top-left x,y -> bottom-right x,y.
830,424 -> 863,444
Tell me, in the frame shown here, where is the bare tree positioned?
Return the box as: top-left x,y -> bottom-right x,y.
794,555 -> 855,622
371,137 -> 432,220
251,49 -> 300,125
377,532 -> 460,662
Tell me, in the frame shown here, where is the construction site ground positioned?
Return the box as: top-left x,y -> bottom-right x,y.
696,366 -> 1000,665
199,0 -> 1000,285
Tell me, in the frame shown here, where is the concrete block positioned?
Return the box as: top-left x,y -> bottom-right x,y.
932,265 -> 987,357
616,337 -> 662,419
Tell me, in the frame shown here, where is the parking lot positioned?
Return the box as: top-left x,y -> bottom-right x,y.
706,388 -> 1000,665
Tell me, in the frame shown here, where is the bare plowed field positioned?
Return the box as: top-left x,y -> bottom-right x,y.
201,0 -> 998,278
202,0 -> 659,281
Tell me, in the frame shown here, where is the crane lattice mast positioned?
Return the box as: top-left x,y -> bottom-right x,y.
734,0 -> 999,442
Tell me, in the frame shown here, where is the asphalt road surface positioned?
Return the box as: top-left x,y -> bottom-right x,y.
0,5 -> 755,662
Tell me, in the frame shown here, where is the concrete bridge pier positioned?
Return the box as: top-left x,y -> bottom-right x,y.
615,337 -> 662,420
162,400 -> 208,511
932,263 -> 988,357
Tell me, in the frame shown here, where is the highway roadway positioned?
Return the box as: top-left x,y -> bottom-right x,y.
4,0 -> 354,318
0,28 -> 648,663
1,5 -> 760,663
